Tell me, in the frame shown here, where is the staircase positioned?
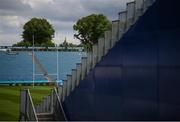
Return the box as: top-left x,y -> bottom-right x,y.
19,88 -> 67,121
36,113 -> 54,121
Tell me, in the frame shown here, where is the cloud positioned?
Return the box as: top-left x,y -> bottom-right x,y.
80,0 -> 133,20
0,33 -> 20,45
0,0 -> 133,46
0,0 -> 32,11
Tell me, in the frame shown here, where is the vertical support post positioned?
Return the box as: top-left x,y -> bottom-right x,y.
57,85 -> 63,101
20,89 -> 38,121
62,80 -> 67,102
112,20 -> 119,48
104,30 -> 112,55
144,0 -> 154,11
66,75 -> 72,97
126,2 -> 136,30
50,89 -> 54,113
47,96 -> 51,112
76,63 -> 82,86
102,37 -> 105,56
45,97 -> 48,112
32,35 -> 35,87
20,89 -> 27,121
81,57 -> 87,80
39,103 -> 42,113
35,104 -> 40,113
56,44 -> 59,83
92,44 -> 98,68
42,97 -> 46,113
71,69 -> 77,91
86,51 -> 93,74
143,0 -> 147,12
98,38 -> 105,62
118,11 -> 127,34
135,0 -> 144,21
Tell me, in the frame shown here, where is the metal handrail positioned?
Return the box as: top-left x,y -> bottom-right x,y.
34,88 -> 67,121
19,89 -> 38,121
52,88 -> 67,121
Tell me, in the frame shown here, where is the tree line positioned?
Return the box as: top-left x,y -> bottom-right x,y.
13,14 -> 111,50
13,37 -> 81,47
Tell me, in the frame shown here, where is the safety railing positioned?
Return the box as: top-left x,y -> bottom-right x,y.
34,87 -> 67,121
19,89 -> 38,121
135,0 -> 144,21
35,95 -> 52,113
112,20 -> 120,47
51,88 -> 67,121
104,30 -> 112,55
126,1 -> 136,29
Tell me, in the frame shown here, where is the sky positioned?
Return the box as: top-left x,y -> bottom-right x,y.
0,0 -> 133,46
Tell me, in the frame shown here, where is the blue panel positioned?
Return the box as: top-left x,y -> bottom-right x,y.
63,90 -> 95,120
122,33 -> 158,66
159,103 -> 180,120
94,66 -> 122,95
63,0 -> 180,120
94,94 -> 122,120
158,31 -> 180,66
121,98 -> 158,120
122,67 -> 157,100
159,68 -> 180,101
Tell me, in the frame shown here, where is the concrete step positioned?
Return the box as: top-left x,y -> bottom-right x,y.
37,113 -> 54,121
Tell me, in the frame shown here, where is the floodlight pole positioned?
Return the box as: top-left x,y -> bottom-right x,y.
32,35 -> 35,87
56,43 -> 59,82
55,33 -> 59,85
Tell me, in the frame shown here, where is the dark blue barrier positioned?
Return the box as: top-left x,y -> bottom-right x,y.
63,0 -> 180,120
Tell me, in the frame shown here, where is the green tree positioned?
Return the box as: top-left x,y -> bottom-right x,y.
22,17 -> 55,46
59,38 -> 78,48
68,43 -> 77,47
59,38 -> 69,48
12,41 -> 31,47
41,40 -> 55,47
73,14 -> 111,50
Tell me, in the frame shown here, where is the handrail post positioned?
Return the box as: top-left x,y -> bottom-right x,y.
66,74 -> 72,97
62,80 -> 67,102
81,57 -> 87,80
92,44 -> 98,68
112,20 -> 119,47
104,30 -> 112,55
52,88 -> 67,121
135,0 -> 144,21
19,89 -> 38,121
98,38 -> 105,62
118,11 -> 127,35
71,69 -> 77,91
19,89 -> 28,121
76,63 -> 82,87
126,2 -> 136,30
57,85 -> 63,101
50,89 -> 54,113
87,51 -> 93,74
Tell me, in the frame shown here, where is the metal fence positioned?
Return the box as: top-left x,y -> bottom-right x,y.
19,89 -> 38,121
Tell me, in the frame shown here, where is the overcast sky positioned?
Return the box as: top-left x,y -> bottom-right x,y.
0,0 -> 133,46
